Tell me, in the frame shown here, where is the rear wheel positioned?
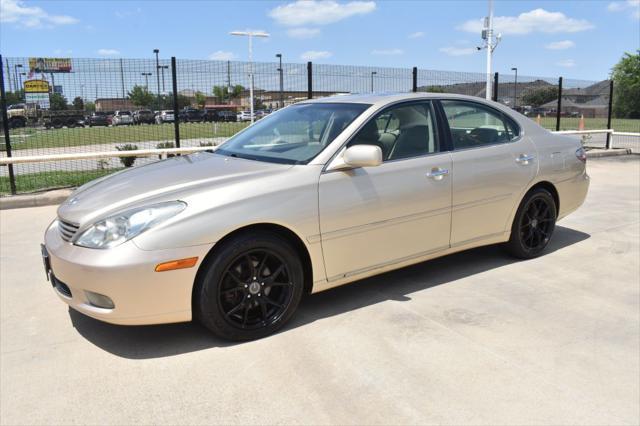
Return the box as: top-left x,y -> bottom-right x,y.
507,188 -> 557,259
195,231 -> 304,341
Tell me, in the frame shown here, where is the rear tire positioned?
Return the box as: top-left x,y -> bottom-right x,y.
195,231 -> 304,341
506,188 -> 557,259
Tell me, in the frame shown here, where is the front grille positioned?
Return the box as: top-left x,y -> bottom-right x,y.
52,275 -> 72,298
58,218 -> 79,242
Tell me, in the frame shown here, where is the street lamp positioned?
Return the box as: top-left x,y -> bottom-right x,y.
13,64 -> 22,92
18,72 -> 26,93
230,30 -> 270,123
276,53 -> 284,109
371,71 -> 377,93
511,67 -> 518,109
141,72 -> 152,89
158,65 -> 169,93
153,49 -> 161,96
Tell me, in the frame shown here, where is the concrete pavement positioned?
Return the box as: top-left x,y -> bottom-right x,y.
1,156 -> 639,425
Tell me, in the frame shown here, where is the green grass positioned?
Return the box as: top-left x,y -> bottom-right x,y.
0,168 -> 122,195
536,117 -> 640,132
3,122 -> 249,151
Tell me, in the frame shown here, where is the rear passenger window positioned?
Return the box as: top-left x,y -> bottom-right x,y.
348,102 -> 438,161
441,100 -> 520,149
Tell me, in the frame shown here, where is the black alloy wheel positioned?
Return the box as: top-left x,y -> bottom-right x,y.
195,231 -> 304,341
507,188 -> 557,259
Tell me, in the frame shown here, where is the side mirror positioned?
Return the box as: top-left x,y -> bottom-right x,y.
327,144 -> 383,171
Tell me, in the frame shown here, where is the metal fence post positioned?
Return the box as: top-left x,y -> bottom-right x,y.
0,54 -> 17,195
606,79 -> 614,149
307,62 -> 312,99
171,57 -> 180,148
556,77 -> 563,131
412,67 -> 417,92
492,72 -> 499,102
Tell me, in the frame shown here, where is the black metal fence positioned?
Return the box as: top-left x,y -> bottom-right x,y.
1,55 -> 637,195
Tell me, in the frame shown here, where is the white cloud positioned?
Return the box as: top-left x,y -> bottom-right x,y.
269,0 -> 375,26
371,48 -> 404,55
408,31 -> 425,39
208,51 -> 237,61
286,27 -> 321,38
300,50 -> 332,61
608,0 -> 640,19
439,46 -> 476,56
457,8 -> 594,35
556,59 -> 576,67
0,0 -> 78,28
97,49 -> 120,56
545,40 -> 575,50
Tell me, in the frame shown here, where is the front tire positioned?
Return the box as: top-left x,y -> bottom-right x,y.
195,231 -> 304,341
507,188 -> 557,259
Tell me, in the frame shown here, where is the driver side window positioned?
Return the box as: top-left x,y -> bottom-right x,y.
348,102 -> 438,161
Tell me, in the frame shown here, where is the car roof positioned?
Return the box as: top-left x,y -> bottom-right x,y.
300,92 -> 500,108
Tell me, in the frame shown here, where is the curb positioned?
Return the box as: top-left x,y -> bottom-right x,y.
0,189 -> 72,210
586,148 -> 633,158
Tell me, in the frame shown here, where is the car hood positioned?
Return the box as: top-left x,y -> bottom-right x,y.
57,152 -> 293,225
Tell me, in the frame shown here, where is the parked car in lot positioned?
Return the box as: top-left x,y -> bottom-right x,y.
85,112 -> 110,127
236,110 -> 254,122
155,110 -> 175,124
111,111 -> 134,126
43,93 -> 589,341
133,110 -> 155,125
204,109 -> 237,122
179,108 -> 205,123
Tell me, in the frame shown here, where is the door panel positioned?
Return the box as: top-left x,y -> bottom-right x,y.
319,153 -> 452,281
450,138 -> 537,245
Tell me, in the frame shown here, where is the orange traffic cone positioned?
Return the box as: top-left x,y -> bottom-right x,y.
536,114 -> 541,125
578,114 -> 585,131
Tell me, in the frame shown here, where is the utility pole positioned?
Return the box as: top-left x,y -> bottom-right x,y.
480,0 -> 501,100
276,53 -> 283,108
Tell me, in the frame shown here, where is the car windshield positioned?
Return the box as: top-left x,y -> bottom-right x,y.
216,102 -> 369,164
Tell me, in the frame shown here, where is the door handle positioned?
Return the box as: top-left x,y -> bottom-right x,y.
426,168 -> 449,181
516,154 -> 535,165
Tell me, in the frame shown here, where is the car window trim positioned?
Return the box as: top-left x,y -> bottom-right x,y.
435,98 -> 522,152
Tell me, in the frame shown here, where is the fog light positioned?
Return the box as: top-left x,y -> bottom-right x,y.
85,291 -> 115,309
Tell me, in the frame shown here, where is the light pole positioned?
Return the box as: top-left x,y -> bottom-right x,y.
511,67 -> 518,109
276,53 -> 283,109
18,72 -> 25,93
370,71 -> 377,93
141,72 -> 152,89
158,65 -> 168,93
153,49 -> 161,99
13,64 -> 22,92
230,30 -> 270,124
479,0 -> 501,100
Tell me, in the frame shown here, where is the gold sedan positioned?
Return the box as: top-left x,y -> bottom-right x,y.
42,93 -> 589,340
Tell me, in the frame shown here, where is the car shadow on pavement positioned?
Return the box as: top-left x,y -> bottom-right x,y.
69,225 -> 589,359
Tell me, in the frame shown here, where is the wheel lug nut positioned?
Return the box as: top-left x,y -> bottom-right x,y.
258,293 -> 261,297
261,282 -> 264,286
247,295 -> 251,299
253,277 -> 256,280
244,284 -> 248,288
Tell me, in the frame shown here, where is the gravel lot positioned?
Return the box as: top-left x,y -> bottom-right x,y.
1,156 -> 638,425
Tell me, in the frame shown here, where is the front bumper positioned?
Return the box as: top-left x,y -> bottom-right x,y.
43,220 -> 213,325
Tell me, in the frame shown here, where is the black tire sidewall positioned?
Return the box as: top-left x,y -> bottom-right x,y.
508,188 -> 557,259
196,232 -> 304,341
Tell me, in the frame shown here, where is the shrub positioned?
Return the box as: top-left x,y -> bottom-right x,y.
115,144 -> 138,167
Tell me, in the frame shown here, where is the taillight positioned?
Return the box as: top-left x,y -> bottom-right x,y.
575,147 -> 587,163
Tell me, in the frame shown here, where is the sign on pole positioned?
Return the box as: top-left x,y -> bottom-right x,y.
24,79 -> 51,109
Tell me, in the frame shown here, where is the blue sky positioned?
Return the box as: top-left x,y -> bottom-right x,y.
1,0 -> 638,81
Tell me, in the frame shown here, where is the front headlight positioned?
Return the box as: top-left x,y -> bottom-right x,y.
74,201 -> 186,249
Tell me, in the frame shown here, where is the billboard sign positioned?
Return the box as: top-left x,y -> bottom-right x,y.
24,79 -> 51,109
28,57 -> 72,73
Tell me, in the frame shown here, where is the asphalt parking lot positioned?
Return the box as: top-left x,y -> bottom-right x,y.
1,156 -> 639,425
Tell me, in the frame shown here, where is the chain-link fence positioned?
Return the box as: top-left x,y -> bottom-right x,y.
2,55 -> 638,195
